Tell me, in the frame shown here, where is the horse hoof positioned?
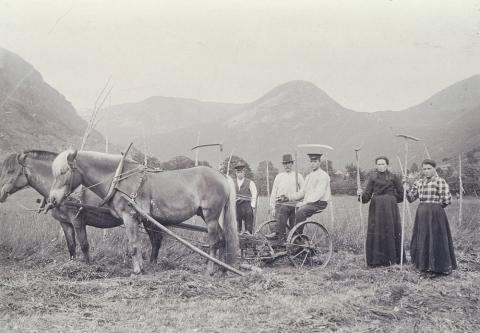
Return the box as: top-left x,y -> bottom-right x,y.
133,263 -> 144,275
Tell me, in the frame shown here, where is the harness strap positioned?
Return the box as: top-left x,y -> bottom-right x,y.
99,143 -> 133,206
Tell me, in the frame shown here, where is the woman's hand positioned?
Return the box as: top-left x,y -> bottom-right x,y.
356,189 -> 363,196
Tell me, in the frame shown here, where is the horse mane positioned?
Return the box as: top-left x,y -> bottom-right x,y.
52,149 -> 126,177
1,153 -> 19,173
24,150 -> 58,161
2,151 -> 58,175
52,149 -> 74,177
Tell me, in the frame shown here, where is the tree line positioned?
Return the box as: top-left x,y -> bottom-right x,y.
142,148 -> 480,198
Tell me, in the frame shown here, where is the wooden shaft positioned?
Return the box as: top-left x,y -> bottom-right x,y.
120,194 -> 245,276
253,195 -> 259,230
170,223 -> 208,233
266,162 -> 270,200
294,150 -> 299,191
459,154 -> 463,224
194,132 -> 200,167
325,156 -> 334,224
355,150 -> 366,266
100,143 -> 133,206
396,156 -> 414,226
226,150 -> 233,175
400,141 -> 408,270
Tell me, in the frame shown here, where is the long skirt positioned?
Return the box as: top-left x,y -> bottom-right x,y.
410,203 -> 457,274
366,194 -> 403,267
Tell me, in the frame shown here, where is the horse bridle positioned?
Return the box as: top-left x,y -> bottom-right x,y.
44,153 -> 80,212
11,154 -> 29,188
61,155 -> 80,200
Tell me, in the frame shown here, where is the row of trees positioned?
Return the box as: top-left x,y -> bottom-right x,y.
145,148 -> 480,197
435,148 -> 480,196
219,155 -> 368,196
220,151 -> 480,197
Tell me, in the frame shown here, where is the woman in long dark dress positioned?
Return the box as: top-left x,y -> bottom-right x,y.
406,159 -> 457,275
357,156 -> 404,267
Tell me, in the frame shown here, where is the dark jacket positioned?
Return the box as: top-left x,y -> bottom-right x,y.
361,170 -> 404,204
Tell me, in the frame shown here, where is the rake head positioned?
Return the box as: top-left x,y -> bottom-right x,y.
395,134 -> 421,141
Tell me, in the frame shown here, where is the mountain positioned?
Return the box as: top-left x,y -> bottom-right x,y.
3,45 -> 477,173
97,80 -> 396,168
97,77 -> 480,171
95,96 -> 242,147
376,75 -> 480,160
0,47 -> 105,159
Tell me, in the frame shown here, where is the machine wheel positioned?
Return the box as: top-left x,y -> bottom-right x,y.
255,219 -> 277,236
286,221 -> 332,268
255,219 -> 293,238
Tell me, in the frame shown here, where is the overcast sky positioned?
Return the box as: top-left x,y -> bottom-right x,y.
2,0 -> 480,112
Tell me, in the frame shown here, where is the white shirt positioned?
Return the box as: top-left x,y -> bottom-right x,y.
236,178 -> 258,208
269,171 -> 305,211
290,168 -> 331,205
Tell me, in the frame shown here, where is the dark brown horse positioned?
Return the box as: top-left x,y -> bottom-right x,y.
48,149 -> 238,274
0,150 -> 163,263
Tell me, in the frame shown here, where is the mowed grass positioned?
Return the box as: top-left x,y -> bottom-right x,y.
1,189 -> 480,332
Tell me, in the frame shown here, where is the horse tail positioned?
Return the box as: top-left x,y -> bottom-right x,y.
222,175 -> 239,266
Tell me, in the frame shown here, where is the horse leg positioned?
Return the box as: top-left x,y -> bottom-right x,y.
205,219 -> 224,275
71,215 -> 91,264
142,220 -> 163,263
59,221 -> 76,260
123,213 -> 144,274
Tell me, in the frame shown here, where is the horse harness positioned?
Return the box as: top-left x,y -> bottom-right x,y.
64,152 -> 163,207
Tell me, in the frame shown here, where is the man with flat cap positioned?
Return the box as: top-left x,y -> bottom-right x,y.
268,154 -> 305,240
287,153 -> 331,225
234,161 -> 258,234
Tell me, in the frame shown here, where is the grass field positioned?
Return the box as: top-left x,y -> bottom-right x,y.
1,189 -> 480,332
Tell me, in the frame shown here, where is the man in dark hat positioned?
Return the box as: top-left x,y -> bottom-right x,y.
234,161 -> 258,234
288,153 -> 331,224
268,154 -> 305,240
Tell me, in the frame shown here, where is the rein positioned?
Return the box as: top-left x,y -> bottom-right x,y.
5,155 -> 31,195
62,159 -> 145,202
62,149 -> 162,206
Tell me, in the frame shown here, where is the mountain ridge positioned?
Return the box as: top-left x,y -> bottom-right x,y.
0,47 -> 106,158
101,75 -> 479,170
1,46 -> 479,172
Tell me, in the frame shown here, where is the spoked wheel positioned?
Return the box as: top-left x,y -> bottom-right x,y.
255,219 -> 277,237
286,221 -> 332,268
253,219 -> 279,259
255,219 -> 292,238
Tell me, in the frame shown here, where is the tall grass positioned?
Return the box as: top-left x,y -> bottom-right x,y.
0,190 -> 478,264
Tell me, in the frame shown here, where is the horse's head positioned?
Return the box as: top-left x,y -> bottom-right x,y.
0,153 -> 29,202
47,149 -> 82,209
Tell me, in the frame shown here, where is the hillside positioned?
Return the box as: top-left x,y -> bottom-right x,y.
373,75 -> 480,162
0,48 -> 105,159
95,96 -> 242,147
3,44 -> 478,173
97,77 -> 480,171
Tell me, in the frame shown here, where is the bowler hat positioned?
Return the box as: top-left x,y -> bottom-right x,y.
307,153 -> 322,161
234,161 -> 246,170
282,154 -> 294,164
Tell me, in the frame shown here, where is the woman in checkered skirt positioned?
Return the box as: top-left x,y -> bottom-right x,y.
406,159 -> 457,275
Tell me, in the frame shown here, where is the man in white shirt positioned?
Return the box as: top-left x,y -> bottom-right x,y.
288,153 -> 331,224
234,161 -> 258,234
268,154 -> 305,240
